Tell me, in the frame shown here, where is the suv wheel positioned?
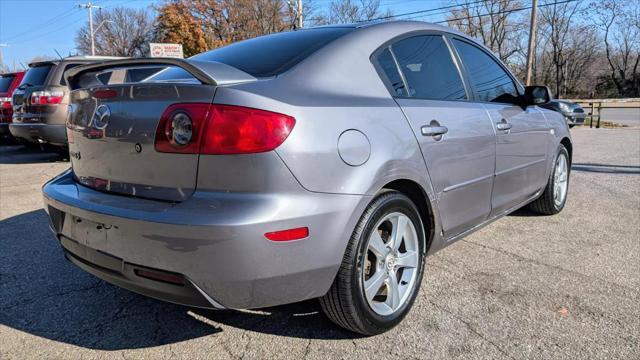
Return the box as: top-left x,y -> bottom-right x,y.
320,191 -> 426,335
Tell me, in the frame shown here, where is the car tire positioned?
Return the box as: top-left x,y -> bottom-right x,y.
528,144 -> 570,215
320,190 -> 425,335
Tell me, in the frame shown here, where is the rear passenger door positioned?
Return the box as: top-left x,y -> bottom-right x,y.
451,38 -> 551,216
374,34 -> 497,238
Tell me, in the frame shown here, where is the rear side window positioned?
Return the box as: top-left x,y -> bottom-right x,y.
375,48 -> 407,97
78,66 -> 174,86
0,75 -> 16,92
452,39 -> 519,104
21,65 -> 53,86
192,27 -> 353,77
60,63 -> 82,85
390,35 -> 466,100
142,66 -> 198,83
126,67 -> 164,82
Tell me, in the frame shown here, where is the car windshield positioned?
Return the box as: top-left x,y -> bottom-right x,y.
190,27 -> 354,77
21,64 -> 53,86
0,75 -> 15,92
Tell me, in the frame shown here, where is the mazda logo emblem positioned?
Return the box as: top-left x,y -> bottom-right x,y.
92,104 -> 111,130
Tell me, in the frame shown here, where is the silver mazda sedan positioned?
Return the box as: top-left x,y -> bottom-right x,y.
43,21 -> 571,335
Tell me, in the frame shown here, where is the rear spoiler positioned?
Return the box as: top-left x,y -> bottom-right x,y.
64,57 -> 257,90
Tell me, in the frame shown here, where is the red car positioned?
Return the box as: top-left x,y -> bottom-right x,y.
0,71 -> 26,143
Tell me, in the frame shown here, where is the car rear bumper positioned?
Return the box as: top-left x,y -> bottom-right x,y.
43,169 -> 368,309
9,123 -> 67,145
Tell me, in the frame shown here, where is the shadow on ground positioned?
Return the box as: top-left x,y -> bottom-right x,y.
0,210 -> 355,351
0,144 -> 67,164
571,162 -> 640,174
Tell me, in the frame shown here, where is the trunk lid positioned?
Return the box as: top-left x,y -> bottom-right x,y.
65,58 -> 256,202
67,83 -> 216,202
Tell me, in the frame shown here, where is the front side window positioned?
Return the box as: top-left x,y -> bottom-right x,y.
390,35 -> 467,100
452,39 -> 519,104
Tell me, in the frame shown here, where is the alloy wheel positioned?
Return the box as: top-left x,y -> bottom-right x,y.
553,153 -> 568,207
362,212 -> 420,316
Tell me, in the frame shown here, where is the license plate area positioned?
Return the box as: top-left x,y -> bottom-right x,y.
61,213 -> 108,248
60,236 -> 124,273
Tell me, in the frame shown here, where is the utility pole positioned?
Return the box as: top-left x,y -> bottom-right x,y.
79,2 -> 102,56
0,43 -> 7,70
525,0 -> 538,86
285,0 -> 303,29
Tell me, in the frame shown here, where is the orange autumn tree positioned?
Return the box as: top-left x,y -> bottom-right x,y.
154,0 -> 297,56
154,1 -> 209,56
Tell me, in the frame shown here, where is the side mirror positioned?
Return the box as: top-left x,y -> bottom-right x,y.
523,86 -> 551,107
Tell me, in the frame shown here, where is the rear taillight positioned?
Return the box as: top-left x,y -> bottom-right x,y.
154,103 -> 210,154
201,105 -> 296,154
0,97 -> 11,110
154,103 -> 295,155
31,90 -> 64,105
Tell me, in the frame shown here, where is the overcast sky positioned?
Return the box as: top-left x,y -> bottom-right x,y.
0,0 -> 450,68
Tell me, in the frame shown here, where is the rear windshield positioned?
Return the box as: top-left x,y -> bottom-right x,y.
0,75 -> 16,92
21,64 -> 53,86
191,27 -> 354,77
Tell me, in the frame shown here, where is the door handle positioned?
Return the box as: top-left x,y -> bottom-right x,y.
421,125 -> 448,136
496,121 -> 512,131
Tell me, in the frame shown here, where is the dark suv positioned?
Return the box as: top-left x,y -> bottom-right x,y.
9,56 -> 124,147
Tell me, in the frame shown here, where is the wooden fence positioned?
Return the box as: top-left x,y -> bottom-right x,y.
566,98 -> 640,128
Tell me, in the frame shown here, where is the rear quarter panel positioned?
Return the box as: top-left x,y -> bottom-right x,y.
212,23 -> 439,200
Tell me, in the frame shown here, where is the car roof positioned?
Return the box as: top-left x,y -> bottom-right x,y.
314,20 -> 474,39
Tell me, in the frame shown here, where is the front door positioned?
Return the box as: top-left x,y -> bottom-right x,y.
485,104 -> 550,215
374,34 -> 497,238
451,38 -> 552,216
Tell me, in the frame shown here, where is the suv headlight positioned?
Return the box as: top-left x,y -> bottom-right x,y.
558,102 -> 571,113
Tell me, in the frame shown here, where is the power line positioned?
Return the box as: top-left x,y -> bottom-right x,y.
13,12 -> 86,45
1,7 -> 79,43
362,0 -> 491,22
433,0 -> 580,24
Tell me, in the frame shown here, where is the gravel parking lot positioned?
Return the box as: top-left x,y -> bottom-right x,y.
1,127 -> 638,360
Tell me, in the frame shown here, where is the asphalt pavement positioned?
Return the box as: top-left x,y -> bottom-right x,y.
1,127 -> 638,359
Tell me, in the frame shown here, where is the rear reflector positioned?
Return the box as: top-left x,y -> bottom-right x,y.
265,227 -> 309,242
154,103 -> 295,155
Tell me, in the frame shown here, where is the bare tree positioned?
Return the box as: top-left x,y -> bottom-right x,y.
594,0 -> 640,97
313,0 -> 391,25
447,0 -> 526,64
537,1 -> 582,97
76,7 -> 154,57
